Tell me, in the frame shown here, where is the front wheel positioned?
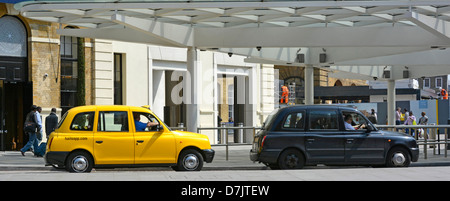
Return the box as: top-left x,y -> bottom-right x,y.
176,149 -> 204,171
386,147 -> 411,167
65,151 -> 94,173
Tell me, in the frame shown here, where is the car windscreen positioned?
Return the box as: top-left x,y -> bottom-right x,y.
57,111 -> 68,129
262,108 -> 279,130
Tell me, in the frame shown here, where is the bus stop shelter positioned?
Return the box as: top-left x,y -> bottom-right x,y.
15,0 -> 450,129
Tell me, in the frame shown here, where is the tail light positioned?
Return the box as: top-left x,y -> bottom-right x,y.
47,137 -> 54,150
259,136 -> 267,152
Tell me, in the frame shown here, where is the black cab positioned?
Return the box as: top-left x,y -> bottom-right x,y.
250,105 -> 419,169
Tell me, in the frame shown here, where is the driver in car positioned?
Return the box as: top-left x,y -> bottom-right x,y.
134,113 -> 159,131
344,115 -> 356,130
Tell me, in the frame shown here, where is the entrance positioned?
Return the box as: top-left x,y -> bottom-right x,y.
0,16 -> 30,151
0,81 -> 32,150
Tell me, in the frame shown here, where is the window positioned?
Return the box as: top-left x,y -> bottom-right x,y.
98,111 -> 128,132
133,112 -> 160,132
282,111 -> 305,129
71,112 -> 94,131
60,35 -> 78,115
436,77 -> 443,88
423,78 -> 430,88
114,53 -> 123,105
342,111 -> 369,131
309,110 -> 339,130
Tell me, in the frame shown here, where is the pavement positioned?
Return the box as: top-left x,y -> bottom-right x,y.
1,144 -> 450,171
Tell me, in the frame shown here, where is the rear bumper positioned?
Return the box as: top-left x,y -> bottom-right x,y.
249,149 -> 279,164
202,149 -> 215,163
45,151 -> 69,166
250,149 -> 259,162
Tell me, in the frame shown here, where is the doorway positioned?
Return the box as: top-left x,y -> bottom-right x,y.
0,81 -> 32,150
0,16 -> 30,151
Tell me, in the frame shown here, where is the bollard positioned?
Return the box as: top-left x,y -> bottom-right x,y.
220,122 -> 227,144
177,122 -> 184,131
236,123 -> 244,143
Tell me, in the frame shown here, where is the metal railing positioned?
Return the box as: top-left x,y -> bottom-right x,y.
196,124 -> 261,161
376,124 -> 449,159
173,123 -> 450,161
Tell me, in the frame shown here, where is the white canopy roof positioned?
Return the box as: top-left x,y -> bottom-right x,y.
16,0 -> 450,80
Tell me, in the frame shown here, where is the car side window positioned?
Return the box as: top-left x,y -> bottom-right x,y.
133,112 -> 160,132
282,111 -> 305,130
342,111 -> 368,131
70,112 -> 94,131
309,110 -> 339,130
98,111 -> 129,132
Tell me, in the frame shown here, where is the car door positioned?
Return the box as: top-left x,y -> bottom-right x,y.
133,112 -> 176,164
341,110 -> 385,164
94,110 -> 134,165
305,109 -> 345,164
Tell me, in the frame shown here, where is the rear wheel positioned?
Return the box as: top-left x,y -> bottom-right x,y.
278,148 -> 305,169
65,151 -> 94,173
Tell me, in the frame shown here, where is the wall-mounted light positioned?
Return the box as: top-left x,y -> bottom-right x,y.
403,66 -> 409,79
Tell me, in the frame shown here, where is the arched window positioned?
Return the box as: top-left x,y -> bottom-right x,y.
0,16 -> 26,57
0,16 -> 27,82
334,80 -> 343,86
284,77 -> 304,87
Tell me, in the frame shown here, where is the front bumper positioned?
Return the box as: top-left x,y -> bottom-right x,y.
202,149 -> 215,163
411,147 -> 419,162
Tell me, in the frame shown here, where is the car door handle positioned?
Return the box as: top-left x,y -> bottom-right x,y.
136,140 -> 144,143
95,141 -> 103,144
307,139 -> 315,143
346,139 -> 354,144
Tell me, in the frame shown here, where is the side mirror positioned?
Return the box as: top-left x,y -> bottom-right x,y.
365,124 -> 374,133
156,125 -> 163,132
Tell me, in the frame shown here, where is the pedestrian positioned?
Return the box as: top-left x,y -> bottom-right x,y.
403,108 -> 409,123
404,111 -> 416,137
418,112 -> 429,138
418,112 -> 428,125
368,108 -> 377,124
45,108 -> 58,139
395,107 -> 401,125
20,105 -> 39,156
35,106 -> 43,142
217,115 -> 222,127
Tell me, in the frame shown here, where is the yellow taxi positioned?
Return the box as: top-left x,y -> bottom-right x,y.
45,105 -> 214,172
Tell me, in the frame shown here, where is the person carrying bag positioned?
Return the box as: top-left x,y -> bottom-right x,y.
24,110 -> 38,133
20,105 -> 39,156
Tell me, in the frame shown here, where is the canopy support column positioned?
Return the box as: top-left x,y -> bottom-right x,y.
186,47 -> 199,132
305,65 -> 314,105
387,79 -> 396,125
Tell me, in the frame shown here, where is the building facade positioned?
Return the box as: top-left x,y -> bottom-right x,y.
0,3 -> 93,150
92,40 -> 275,143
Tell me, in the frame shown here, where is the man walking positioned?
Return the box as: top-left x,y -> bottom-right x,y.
20,105 -> 39,156
45,108 -> 58,139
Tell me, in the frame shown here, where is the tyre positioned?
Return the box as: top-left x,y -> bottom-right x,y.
65,151 -> 94,173
386,147 -> 411,167
278,148 -> 305,169
176,149 -> 204,171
